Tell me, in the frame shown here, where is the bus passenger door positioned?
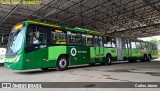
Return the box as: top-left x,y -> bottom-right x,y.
115,37 -> 123,61
94,36 -> 103,63
99,36 -> 104,62
94,36 -> 99,63
25,26 -> 49,69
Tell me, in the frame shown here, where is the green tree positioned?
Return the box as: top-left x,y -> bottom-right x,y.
148,37 -> 160,45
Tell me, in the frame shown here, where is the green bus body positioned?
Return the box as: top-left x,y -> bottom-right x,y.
4,21 -> 158,70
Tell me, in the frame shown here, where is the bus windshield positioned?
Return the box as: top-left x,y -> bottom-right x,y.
6,24 -> 25,57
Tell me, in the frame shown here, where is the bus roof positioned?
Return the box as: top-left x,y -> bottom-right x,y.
27,20 -> 62,29
26,20 -> 151,43
26,20 -> 105,35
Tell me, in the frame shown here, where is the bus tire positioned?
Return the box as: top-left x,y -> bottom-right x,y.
56,56 -> 69,71
147,54 -> 152,61
89,63 -> 95,66
41,68 -> 49,71
106,55 -> 112,65
142,54 -> 147,62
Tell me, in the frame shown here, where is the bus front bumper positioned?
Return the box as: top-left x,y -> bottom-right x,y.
4,61 -> 24,70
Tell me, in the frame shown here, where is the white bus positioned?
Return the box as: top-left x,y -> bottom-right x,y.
0,48 -> 6,63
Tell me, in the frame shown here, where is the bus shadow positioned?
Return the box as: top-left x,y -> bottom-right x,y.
15,68 -> 57,75
15,61 -> 140,75
68,61 -> 141,70
16,64 -> 105,75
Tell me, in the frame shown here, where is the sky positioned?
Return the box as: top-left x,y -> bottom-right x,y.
138,35 -> 160,41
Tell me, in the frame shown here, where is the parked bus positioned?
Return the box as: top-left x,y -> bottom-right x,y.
98,34 -> 158,63
4,21 -> 158,70
0,48 -> 6,63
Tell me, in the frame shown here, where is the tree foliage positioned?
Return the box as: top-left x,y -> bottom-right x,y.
149,37 -> 160,44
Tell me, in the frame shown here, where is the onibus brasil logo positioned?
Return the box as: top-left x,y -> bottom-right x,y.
1,83 -> 42,88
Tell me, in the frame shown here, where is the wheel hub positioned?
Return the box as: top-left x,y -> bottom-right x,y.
59,59 -> 67,68
107,57 -> 111,64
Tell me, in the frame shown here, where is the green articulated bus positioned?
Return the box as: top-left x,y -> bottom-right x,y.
4,21 -> 158,71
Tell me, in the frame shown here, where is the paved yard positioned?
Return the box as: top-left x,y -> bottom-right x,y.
0,60 -> 160,91
0,60 -> 160,82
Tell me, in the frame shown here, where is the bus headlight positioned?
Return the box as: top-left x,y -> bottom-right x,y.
15,55 -> 21,63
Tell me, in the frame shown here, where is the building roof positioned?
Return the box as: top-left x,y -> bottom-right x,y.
0,0 -> 160,46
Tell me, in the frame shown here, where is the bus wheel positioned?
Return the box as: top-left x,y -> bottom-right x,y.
41,68 -> 49,71
147,54 -> 152,61
56,56 -> 69,71
89,63 -> 95,66
106,55 -> 112,65
142,54 -> 148,62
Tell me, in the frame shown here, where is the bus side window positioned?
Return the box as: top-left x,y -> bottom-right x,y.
105,37 -> 112,47
141,43 -> 143,49
150,44 -> 152,50
103,37 -> 106,47
147,43 -> 150,50
86,34 -> 93,46
136,42 -> 141,49
52,29 -> 66,45
94,36 -> 99,47
111,38 -> 116,48
131,42 -> 136,49
99,36 -> 103,47
141,43 -> 146,49
124,41 -> 128,49
38,28 -> 47,45
128,41 -> 131,49
76,33 -> 81,45
82,34 -> 86,46
152,44 -> 154,50
154,44 -> 158,50
121,39 -> 125,48
93,36 -> 103,47
67,31 -> 81,45
82,34 -> 93,46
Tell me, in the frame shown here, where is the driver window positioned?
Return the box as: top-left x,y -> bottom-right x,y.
26,25 -> 35,46
38,28 -> 47,45
33,31 -> 40,44
26,25 -> 47,46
